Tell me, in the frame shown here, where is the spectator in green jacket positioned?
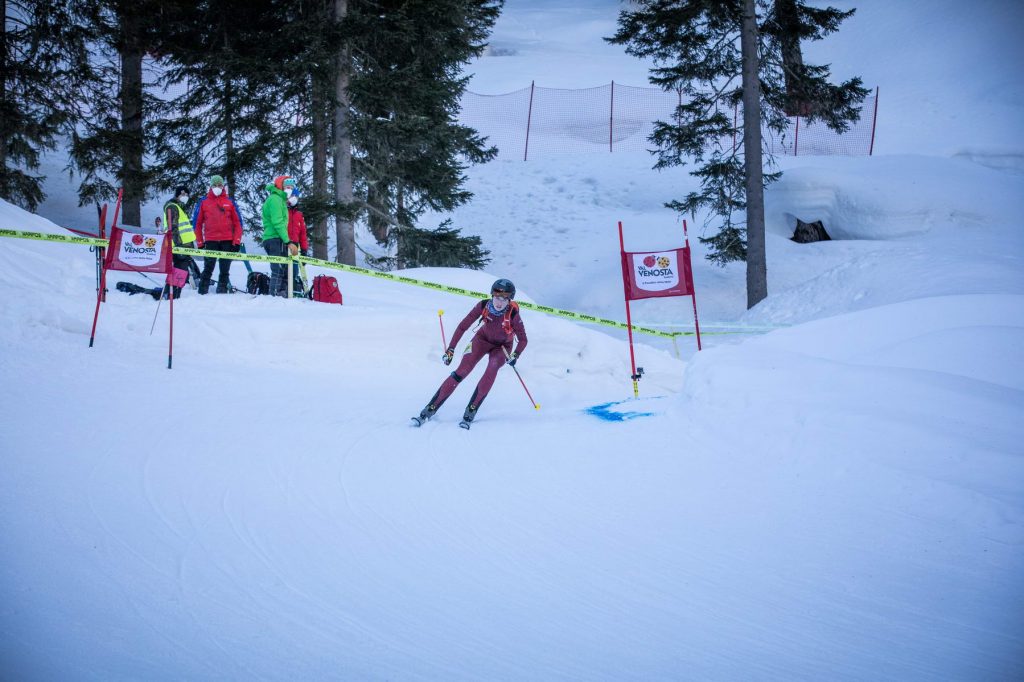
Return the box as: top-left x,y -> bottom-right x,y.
261,175 -> 298,296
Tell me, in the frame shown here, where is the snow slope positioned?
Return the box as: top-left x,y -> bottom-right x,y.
4,0 -> 1024,679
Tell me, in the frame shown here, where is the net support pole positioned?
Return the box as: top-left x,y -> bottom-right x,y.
869,86 -> 879,156
609,80 -> 614,153
523,80 -> 535,162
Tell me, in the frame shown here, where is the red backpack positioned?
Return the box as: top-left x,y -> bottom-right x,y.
310,275 -> 342,304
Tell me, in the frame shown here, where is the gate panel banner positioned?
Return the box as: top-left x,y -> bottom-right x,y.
104,227 -> 172,274
620,247 -> 694,300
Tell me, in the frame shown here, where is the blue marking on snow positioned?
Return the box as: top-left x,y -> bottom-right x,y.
585,400 -> 655,422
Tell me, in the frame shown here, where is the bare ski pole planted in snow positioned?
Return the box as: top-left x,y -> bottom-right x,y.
438,309 -> 447,349
503,345 -> 539,410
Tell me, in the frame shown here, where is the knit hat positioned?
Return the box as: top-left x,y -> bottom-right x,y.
209,175 -> 224,187
273,175 -> 292,190
174,185 -> 189,197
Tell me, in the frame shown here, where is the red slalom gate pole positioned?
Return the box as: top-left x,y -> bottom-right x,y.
618,220 -> 642,397
168,277 -> 174,369
683,220 -> 703,351
88,261 -> 107,347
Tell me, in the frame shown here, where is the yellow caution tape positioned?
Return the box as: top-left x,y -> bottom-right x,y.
174,246 -> 289,264
1,228 -> 735,338
1,228 -> 107,247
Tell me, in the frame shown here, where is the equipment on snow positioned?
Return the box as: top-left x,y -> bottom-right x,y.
247,271 -> 270,295
310,275 -> 342,304
297,261 -> 310,297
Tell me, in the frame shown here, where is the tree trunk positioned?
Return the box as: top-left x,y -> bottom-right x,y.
742,0 -> 767,309
332,0 -> 355,265
119,8 -> 144,227
311,79 -> 329,261
395,185 -> 405,269
118,8 -> 144,227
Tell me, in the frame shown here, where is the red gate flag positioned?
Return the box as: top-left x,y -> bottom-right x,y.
90,216 -> 178,368
104,226 -> 172,274
620,246 -> 694,300
617,220 -> 703,398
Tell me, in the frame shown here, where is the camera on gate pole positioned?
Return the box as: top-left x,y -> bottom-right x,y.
631,367 -> 645,381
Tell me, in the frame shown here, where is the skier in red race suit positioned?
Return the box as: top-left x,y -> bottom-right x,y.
416,279 -> 528,427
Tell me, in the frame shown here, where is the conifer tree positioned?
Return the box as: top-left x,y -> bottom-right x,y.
343,0 -> 502,269
608,0 -> 868,306
1,0 -> 92,211
147,0 -> 303,229
70,0 -> 183,226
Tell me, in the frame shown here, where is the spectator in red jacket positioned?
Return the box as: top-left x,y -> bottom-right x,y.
287,188 -> 309,292
193,175 -> 243,294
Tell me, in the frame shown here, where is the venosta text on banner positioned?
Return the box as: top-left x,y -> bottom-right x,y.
621,248 -> 694,300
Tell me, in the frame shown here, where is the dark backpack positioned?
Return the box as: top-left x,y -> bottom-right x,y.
311,275 -> 342,304
246,271 -> 270,295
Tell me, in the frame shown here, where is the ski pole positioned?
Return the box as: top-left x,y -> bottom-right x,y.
438,309 -> 447,349
150,286 -> 164,335
502,345 -> 540,410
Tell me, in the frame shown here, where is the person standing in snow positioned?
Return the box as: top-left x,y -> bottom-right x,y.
416,279 -> 528,427
162,184 -> 199,299
286,188 -> 309,292
193,175 -> 243,294
261,175 -> 299,297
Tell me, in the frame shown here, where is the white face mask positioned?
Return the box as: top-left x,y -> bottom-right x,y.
212,186 -> 223,196
287,196 -> 298,206
284,187 -> 294,197
178,194 -> 189,204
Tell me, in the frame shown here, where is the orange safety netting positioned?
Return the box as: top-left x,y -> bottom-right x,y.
459,83 -> 878,160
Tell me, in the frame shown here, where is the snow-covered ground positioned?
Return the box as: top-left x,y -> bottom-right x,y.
3,1 -> 1023,679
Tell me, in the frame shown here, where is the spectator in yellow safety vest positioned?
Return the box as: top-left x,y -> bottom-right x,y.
161,185 -> 199,299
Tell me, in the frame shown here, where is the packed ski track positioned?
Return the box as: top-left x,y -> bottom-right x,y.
4,0 -> 1024,679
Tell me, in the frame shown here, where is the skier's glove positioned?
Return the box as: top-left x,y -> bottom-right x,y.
442,348 -> 454,365
505,352 -> 517,367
